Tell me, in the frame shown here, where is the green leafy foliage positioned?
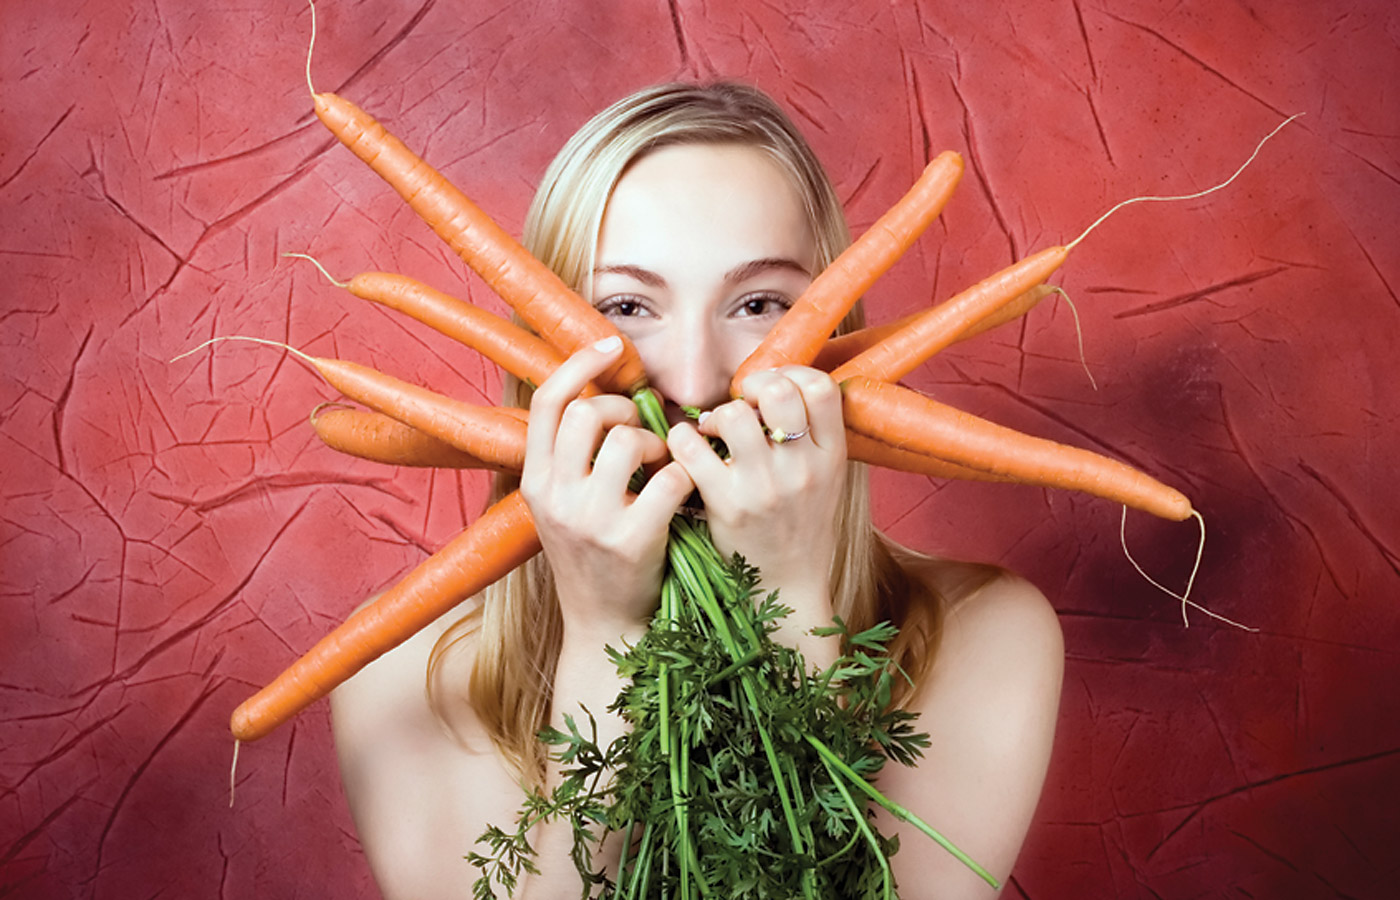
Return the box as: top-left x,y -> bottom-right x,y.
469,515 -> 991,899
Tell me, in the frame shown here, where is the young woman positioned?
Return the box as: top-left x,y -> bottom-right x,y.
331,82 -> 1063,899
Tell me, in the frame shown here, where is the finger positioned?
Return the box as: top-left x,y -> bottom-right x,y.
696,399 -> 769,459
552,395 -> 645,478
775,366 -> 844,452
628,460 -> 695,532
742,369 -> 811,445
667,421 -> 733,485
589,424 -> 670,488
525,336 -> 625,478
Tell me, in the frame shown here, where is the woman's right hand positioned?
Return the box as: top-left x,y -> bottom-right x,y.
520,336 -> 694,638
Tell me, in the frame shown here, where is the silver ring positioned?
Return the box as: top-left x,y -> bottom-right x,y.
768,427 -> 809,444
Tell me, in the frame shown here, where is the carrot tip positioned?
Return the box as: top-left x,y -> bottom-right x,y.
230,705 -> 258,742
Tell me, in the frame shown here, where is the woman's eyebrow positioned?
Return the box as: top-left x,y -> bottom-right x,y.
594,257 -> 810,286
594,263 -> 666,287
724,257 -> 811,283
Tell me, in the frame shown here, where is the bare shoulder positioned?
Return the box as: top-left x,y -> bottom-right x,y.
878,567 -> 1064,897
330,595 -> 481,758
331,598 -> 520,900
942,571 -> 1063,669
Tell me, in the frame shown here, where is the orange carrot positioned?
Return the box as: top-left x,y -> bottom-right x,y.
347,272 -> 598,395
731,151 -> 964,392
308,355 -> 528,471
312,406 -> 524,472
841,376 -> 1192,520
813,284 -> 1054,371
844,431 -> 1011,482
831,247 -> 1068,384
230,490 -> 541,741
312,91 -> 647,395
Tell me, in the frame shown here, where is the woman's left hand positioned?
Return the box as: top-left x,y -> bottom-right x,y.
666,366 -> 847,652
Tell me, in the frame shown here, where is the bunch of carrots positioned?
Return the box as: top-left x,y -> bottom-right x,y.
226,87 -> 1194,746
199,9 -> 1271,890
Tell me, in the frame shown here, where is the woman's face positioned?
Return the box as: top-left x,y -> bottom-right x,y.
593,143 -> 818,418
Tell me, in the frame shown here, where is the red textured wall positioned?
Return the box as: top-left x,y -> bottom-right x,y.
2,1 -> 1395,897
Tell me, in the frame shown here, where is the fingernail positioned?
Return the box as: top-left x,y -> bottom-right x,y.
696,410 -> 710,427
593,335 -> 622,353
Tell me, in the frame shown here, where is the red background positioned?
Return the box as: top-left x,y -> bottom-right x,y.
2,1 -> 1396,897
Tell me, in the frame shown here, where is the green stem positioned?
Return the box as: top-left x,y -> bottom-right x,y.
818,754 -> 893,900
737,671 -> 816,900
659,581 -> 675,758
805,734 -> 999,888
610,819 -> 636,900
668,517 -> 812,899
626,820 -> 654,900
707,648 -> 760,684
633,388 -> 670,438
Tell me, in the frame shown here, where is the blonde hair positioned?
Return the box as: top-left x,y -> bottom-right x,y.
428,82 -> 987,781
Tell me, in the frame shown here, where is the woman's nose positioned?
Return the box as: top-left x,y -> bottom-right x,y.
648,323 -> 731,412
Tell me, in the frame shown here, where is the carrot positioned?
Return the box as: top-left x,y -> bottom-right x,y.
307,355 -> 529,470
813,284 -> 1055,371
173,337 -> 532,466
731,151 -> 964,392
841,376 -> 1192,520
311,91 -> 647,395
312,405 -> 524,472
844,431 -> 1011,482
230,489 -> 541,741
831,247 -> 1069,384
344,271 -> 598,396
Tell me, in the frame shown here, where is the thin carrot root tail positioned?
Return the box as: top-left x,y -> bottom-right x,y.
283,252 -> 349,288
230,492 -> 541,742
1067,114 -> 1302,251
304,0 -> 318,96
1045,286 -> 1097,391
309,400 -> 357,426
1119,507 -> 1256,631
170,335 -> 314,366
228,739 -> 241,809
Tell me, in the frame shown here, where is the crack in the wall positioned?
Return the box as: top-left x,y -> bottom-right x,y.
1103,11 -> 1290,119
1071,0 -> 1099,84
92,679 -> 222,879
1115,267 -> 1287,319
946,74 -> 1019,263
0,783 -> 93,869
150,470 -> 411,515
1298,461 -> 1400,578
1145,744 -> 1400,861
326,0 -> 441,103
666,0 -> 691,67
68,502 -> 312,699
0,105 -> 75,191
49,327 -> 93,478
1339,220 -> 1398,311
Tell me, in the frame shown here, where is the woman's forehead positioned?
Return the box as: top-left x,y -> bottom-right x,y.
597,143 -> 816,271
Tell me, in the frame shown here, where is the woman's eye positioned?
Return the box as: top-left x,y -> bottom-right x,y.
736,294 -> 792,318
597,296 -> 651,318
